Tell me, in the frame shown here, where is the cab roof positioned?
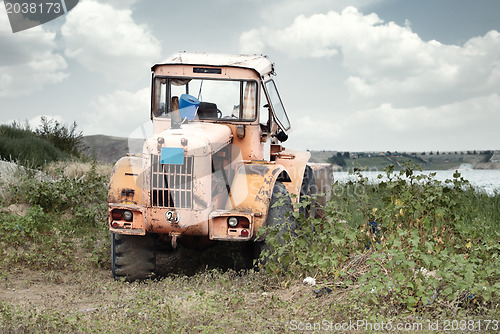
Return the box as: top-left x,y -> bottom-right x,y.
152,52 -> 274,77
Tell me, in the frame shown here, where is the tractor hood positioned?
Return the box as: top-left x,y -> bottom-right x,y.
144,122 -> 232,157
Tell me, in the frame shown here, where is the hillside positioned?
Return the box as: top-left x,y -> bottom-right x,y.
310,150 -> 500,170
81,134 -> 500,170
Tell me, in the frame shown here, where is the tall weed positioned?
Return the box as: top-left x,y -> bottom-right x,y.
261,163 -> 500,316
0,124 -> 67,168
0,118 -> 84,168
0,162 -> 109,271
34,116 -> 84,157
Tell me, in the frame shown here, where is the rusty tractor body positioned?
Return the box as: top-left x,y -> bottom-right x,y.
108,53 -> 333,280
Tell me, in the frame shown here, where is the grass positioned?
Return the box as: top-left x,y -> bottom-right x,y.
0,268 -> 357,333
261,164 -> 499,320
0,153 -> 498,332
0,125 -> 67,169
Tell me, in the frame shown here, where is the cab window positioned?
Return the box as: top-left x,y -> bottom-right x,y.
152,77 -> 257,121
264,79 -> 291,132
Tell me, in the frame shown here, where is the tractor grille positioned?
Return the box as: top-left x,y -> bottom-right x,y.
151,154 -> 193,208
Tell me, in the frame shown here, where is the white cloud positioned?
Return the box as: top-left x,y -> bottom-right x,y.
288,93 -> 500,151
61,0 -> 161,84
0,14 -> 68,97
240,7 -> 500,109
239,29 -> 266,55
84,87 -> 150,136
251,0 -> 386,27
98,0 -> 139,9
352,94 -> 500,150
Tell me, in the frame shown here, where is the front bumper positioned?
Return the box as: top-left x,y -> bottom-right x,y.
109,204 -> 255,241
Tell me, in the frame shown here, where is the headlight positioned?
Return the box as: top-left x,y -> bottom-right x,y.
228,217 -> 238,227
122,210 -> 133,222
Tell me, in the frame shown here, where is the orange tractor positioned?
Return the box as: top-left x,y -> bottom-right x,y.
108,53 -> 332,280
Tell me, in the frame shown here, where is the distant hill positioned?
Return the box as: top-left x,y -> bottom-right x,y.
309,150 -> 500,170
81,135 -> 144,164
81,135 -> 500,170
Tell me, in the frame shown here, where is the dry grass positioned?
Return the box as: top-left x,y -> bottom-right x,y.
1,161 -> 498,332
0,265 -> 347,333
43,160 -> 113,179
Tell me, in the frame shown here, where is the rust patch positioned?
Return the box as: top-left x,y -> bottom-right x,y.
120,188 -> 136,204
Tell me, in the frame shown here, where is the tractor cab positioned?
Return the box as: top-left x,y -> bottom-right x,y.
150,53 -> 291,158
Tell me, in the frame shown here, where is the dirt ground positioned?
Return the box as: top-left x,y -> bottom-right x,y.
1,267 -> 314,314
1,268 -> 113,314
0,246 -> 329,320
0,260 -> 336,333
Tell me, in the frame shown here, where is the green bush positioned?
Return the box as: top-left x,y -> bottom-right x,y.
34,116 -> 84,157
0,119 -> 84,168
327,153 -> 346,167
0,162 -> 109,270
260,163 -> 500,316
0,124 -> 67,168
0,205 -> 50,245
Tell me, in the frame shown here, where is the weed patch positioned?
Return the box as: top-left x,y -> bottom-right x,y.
0,162 -> 109,272
0,159 -> 498,331
0,118 -> 84,169
260,163 -> 500,318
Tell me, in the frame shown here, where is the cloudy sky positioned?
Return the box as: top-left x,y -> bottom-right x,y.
1,0 -> 499,152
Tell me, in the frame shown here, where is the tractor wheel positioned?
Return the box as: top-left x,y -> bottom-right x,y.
245,181 -> 295,268
299,165 -> 317,219
111,233 -> 156,281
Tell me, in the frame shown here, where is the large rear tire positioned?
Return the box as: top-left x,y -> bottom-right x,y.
111,233 -> 156,281
244,181 -> 295,268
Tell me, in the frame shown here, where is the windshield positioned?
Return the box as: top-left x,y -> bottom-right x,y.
153,77 -> 257,121
264,79 -> 291,132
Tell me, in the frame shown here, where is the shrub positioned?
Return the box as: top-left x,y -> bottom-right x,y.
260,163 -> 500,316
0,162 -> 109,270
328,153 -> 346,167
0,118 -> 84,168
34,116 -> 84,157
0,124 -> 67,168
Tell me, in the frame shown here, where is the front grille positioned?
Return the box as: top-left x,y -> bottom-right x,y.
151,154 -> 193,208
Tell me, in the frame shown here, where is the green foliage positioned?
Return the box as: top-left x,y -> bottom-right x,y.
356,164 -> 499,313
328,153 -> 346,167
0,119 -> 84,168
0,205 -> 75,270
259,195 -> 363,280
27,163 -> 107,227
483,150 -> 494,162
0,124 -> 67,168
261,162 -> 500,316
35,116 -> 84,157
0,162 -> 109,270
0,205 -> 50,245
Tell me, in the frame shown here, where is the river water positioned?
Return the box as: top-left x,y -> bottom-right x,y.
333,169 -> 500,195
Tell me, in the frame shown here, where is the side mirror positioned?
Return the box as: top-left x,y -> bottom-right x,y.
276,130 -> 288,142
